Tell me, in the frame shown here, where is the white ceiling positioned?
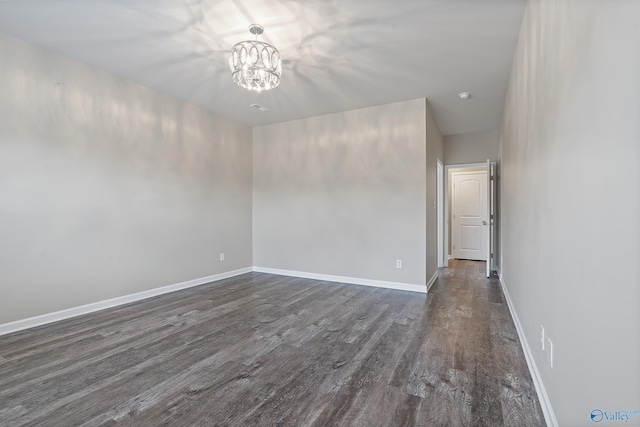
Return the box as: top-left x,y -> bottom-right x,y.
0,0 -> 526,135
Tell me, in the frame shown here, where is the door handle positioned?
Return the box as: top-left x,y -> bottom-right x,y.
482,220 -> 488,225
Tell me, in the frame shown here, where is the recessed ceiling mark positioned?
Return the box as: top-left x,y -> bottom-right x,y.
250,103 -> 270,112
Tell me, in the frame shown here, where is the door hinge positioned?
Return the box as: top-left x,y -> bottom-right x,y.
490,214 -> 494,220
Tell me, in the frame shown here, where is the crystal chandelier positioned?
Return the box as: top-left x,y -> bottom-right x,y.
229,24 -> 282,91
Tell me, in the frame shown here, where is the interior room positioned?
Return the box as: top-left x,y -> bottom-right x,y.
0,1 -> 638,426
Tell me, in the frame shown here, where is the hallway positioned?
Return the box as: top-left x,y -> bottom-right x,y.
425,260 -> 545,425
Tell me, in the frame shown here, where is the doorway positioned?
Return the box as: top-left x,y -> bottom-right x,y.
444,162 -> 496,277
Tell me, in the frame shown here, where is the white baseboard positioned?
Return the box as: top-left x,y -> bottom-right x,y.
0,266 -> 427,337
253,267 -> 427,294
426,270 -> 439,292
0,267 -> 253,337
498,274 -> 558,427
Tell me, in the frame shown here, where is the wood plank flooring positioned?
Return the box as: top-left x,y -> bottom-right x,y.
0,260 -> 545,426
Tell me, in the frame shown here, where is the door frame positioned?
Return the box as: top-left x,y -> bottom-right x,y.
444,162 -> 487,266
437,159 -> 445,268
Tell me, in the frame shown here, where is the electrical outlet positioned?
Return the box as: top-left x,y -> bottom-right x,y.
220,252 -> 225,261
547,338 -> 554,368
540,325 -> 545,350
396,259 -> 402,269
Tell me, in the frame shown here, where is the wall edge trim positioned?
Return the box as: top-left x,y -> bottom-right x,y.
253,266 -> 427,294
0,267 -> 253,336
426,270 -> 439,292
498,273 -> 559,427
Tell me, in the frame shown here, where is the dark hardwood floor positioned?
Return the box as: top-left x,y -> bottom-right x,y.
0,260 -> 545,426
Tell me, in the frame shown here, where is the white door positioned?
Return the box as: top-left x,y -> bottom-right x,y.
452,171 -> 487,261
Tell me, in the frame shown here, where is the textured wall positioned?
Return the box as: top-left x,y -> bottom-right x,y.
253,99 -> 427,285
0,33 -> 253,324
444,129 -> 498,165
499,0 -> 640,424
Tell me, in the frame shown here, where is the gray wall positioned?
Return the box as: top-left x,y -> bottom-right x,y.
253,99 -> 428,286
425,103 -> 444,281
499,0 -> 640,424
0,33 -> 253,324
444,129 -> 497,165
